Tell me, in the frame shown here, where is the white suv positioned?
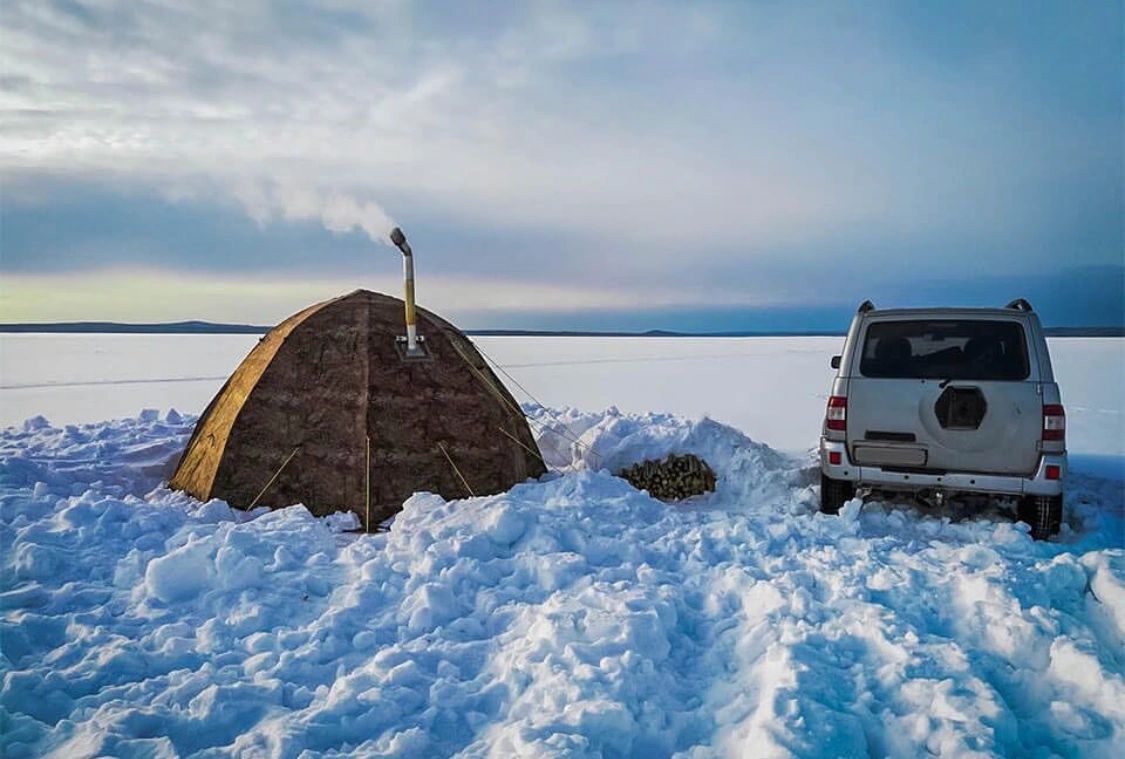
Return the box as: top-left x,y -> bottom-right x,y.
820,299 -> 1066,539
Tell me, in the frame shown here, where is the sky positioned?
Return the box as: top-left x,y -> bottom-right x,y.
1,0 -> 1122,331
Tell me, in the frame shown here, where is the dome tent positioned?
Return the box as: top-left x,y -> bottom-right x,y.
170,289 -> 546,528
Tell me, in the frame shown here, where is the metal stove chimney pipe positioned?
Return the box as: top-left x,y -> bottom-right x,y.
389,227 -> 422,356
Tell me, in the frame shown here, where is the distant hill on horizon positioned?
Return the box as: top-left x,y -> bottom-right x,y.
1,321 -> 1122,338
0,320 -> 270,335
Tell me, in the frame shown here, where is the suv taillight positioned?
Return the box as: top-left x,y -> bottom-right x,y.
826,396 -> 847,432
1043,404 -> 1065,442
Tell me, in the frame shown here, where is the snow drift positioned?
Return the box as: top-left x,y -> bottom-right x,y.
1,408 -> 1123,757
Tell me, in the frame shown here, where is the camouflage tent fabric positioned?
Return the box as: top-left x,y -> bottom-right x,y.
170,290 -> 545,528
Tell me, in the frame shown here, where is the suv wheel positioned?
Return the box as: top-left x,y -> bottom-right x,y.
1018,495 -> 1062,540
820,474 -> 855,515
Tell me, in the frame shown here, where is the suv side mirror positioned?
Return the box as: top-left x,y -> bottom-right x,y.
830,355 -> 841,369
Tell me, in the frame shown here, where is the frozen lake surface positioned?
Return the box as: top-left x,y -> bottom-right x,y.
1,334 -> 1122,474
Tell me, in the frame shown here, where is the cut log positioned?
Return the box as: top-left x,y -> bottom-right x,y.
616,453 -> 717,502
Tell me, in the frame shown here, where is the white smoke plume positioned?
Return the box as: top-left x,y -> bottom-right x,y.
234,179 -> 397,245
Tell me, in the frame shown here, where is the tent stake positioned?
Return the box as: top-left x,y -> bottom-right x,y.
248,446 -> 300,509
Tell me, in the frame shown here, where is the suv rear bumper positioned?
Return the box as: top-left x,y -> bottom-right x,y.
819,438 -> 1065,497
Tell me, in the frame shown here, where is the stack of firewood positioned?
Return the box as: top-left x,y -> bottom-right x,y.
617,453 -> 717,502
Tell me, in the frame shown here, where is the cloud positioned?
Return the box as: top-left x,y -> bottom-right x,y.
0,0 -> 1120,325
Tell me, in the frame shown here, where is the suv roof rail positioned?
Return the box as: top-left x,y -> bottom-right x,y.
857,300 -> 876,313
1005,298 -> 1033,312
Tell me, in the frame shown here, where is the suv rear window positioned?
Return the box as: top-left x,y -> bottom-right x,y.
860,320 -> 1030,380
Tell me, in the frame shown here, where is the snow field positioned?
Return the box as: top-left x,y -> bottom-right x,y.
1,408 -> 1123,757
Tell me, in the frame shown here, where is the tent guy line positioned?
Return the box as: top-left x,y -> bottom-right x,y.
0,376 -> 231,390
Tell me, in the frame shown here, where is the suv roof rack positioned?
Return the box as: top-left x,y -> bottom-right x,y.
857,300 -> 876,313
1005,298 -> 1033,312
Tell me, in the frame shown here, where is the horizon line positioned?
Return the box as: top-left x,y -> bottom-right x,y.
1,320 -> 1122,338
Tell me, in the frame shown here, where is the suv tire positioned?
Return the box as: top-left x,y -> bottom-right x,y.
1018,495 -> 1062,540
820,474 -> 855,515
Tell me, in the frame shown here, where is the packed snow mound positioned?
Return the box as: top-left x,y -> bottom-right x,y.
2,410 -> 1124,758
527,405 -> 803,509
528,405 -> 788,472
0,409 -> 193,497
